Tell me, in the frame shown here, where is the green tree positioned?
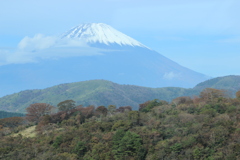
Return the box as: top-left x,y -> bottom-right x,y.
139,99 -> 164,112
73,141 -> 87,156
53,135 -> 63,148
113,130 -> 144,159
108,105 -> 116,115
83,143 -> 112,160
170,143 -> 182,153
112,129 -> 126,158
128,111 -> 140,125
57,100 -> 76,112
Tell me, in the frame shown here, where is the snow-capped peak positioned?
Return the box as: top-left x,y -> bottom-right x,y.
61,23 -> 147,48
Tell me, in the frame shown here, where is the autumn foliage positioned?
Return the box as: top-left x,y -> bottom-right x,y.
26,103 -> 54,122
0,117 -> 24,128
1,89 -> 240,159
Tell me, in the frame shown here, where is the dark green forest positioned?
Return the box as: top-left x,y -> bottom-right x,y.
0,111 -> 24,119
1,88 -> 240,159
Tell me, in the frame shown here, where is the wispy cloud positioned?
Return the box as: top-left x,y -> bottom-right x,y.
18,34 -> 57,51
163,72 -> 181,80
0,34 -> 102,66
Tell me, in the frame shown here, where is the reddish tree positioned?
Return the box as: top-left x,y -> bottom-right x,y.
199,88 -> 226,103
77,105 -> 95,119
76,105 -> 95,123
172,96 -> 193,106
26,103 -> 54,122
36,115 -> 52,132
236,90 -> 240,99
50,111 -> 65,123
95,106 -> 108,117
117,106 -> 132,113
0,117 -> 24,128
139,101 -> 151,111
49,105 -> 95,124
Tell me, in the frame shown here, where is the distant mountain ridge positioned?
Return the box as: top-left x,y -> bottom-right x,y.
194,75 -> 240,96
0,75 -> 240,113
0,23 -> 209,97
0,111 -> 24,119
0,80 -> 192,112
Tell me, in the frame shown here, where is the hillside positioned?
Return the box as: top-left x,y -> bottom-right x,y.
1,89 -> 240,159
0,111 -> 24,119
1,75 -> 240,113
0,80 -> 193,113
194,75 -> 240,96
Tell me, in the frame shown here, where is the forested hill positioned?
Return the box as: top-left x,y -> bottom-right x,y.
0,75 -> 240,113
1,88 -> 240,159
0,80 -> 193,112
0,111 -> 24,119
194,75 -> 240,95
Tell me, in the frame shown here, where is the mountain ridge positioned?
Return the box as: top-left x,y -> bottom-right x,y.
0,79 -> 191,112
0,23 -> 209,97
1,75 -> 239,113
194,75 -> 240,96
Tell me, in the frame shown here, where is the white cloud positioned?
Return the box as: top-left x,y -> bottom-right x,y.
163,72 -> 181,80
18,34 -> 89,50
0,34 -> 103,66
0,49 -> 36,65
18,34 -> 57,50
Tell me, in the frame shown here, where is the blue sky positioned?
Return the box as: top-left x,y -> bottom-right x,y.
0,0 -> 239,77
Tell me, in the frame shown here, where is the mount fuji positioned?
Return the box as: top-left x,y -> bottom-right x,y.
0,23 -> 209,97
61,23 -> 146,48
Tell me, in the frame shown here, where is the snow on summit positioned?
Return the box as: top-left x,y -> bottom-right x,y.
62,23 -> 146,48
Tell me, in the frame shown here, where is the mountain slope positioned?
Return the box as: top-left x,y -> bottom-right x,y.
0,23 -> 209,97
194,75 -> 240,96
1,75 -> 240,113
0,80 -> 193,113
